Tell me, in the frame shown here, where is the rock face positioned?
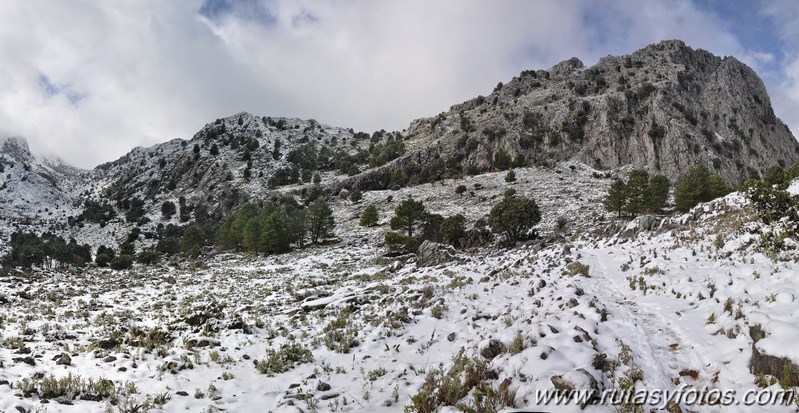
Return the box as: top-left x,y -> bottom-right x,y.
416,240 -> 456,267
348,40 -> 799,191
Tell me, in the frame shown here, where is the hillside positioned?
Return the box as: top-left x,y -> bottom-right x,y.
349,40 -> 799,192
1,166 -> 799,413
2,39 -> 799,412
1,40 -> 798,255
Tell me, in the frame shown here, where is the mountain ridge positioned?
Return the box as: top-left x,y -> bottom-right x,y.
355,39 -> 799,192
2,39 -> 798,253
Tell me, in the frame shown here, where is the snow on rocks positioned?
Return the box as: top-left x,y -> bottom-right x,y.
788,179 -> 799,195
1,165 -> 799,412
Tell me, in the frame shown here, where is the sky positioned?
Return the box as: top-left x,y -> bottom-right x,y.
0,0 -> 797,169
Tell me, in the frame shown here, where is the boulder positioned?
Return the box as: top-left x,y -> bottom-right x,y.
416,240 -> 456,267
637,215 -> 660,232
53,352 -> 71,366
550,368 -> 600,408
479,338 -> 505,360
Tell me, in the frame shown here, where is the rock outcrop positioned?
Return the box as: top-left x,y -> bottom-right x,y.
348,40 -> 799,191
416,240 -> 456,267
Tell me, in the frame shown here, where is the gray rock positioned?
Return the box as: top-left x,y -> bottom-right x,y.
53,352 -> 71,366
96,339 -> 118,350
339,40 -> 799,195
637,215 -> 659,232
13,356 -> 35,366
416,240 -> 456,267
551,368 -> 600,408
479,339 -> 505,360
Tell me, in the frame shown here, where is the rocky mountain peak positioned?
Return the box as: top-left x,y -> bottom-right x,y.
382,40 -> 799,190
0,136 -> 32,162
549,57 -> 585,79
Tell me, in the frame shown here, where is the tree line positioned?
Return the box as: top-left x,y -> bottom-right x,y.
375,189 -> 541,254
216,197 -> 335,254
603,165 -> 735,216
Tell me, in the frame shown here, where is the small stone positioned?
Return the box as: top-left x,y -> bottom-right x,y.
667,401 -> 683,413
479,339 -> 504,360
316,382 -> 331,392
54,352 -> 71,366
13,356 -> 35,366
447,332 -> 457,342
97,339 -> 118,350
551,368 -> 600,408
175,391 -> 189,396
103,356 -> 117,363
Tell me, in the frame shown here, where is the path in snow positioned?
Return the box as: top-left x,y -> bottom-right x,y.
584,247 -> 717,407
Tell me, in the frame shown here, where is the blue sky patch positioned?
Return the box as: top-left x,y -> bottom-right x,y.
38,74 -> 85,106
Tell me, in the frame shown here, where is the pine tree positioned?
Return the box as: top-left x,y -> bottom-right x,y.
489,192 -> 541,243
307,199 -> 335,243
360,204 -> 379,227
286,207 -> 308,248
674,165 -> 729,211
707,174 -> 731,199
161,201 -> 177,219
494,148 -> 512,170
390,198 -> 427,238
646,175 -> 670,212
505,169 -> 516,183
181,225 -> 205,257
604,178 -> 627,217
440,214 -> 466,246
350,189 -> 363,203
763,165 -> 787,188
241,218 -> 261,252
259,210 -> 291,253
623,170 -> 649,215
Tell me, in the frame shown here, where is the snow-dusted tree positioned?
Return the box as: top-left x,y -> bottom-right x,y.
360,204 -> 379,227
307,199 -> 335,244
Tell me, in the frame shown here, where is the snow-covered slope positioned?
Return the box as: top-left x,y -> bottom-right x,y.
0,137 -> 84,254
2,166 -> 798,413
0,113 -> 373,254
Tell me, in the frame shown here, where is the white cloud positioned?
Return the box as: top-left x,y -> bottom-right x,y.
760,0 -> 799,137
0,0 -> 795,168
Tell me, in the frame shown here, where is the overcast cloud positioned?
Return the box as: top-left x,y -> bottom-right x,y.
0,0 -> 797,169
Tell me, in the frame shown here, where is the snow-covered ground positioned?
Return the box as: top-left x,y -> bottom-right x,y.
2,167 -> 799,413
